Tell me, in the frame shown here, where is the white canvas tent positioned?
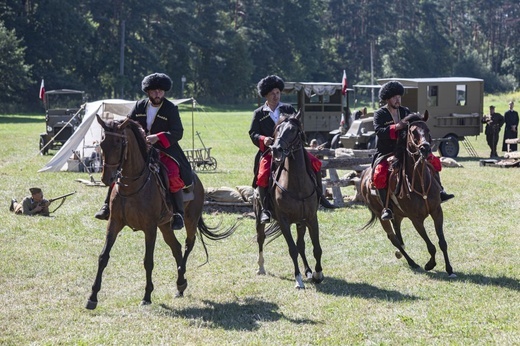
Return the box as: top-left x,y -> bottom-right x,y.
38,98 -> 191,172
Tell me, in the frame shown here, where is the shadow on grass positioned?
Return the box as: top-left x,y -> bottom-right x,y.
425,270 -> 520,291
0,115 -> 43,124
159,297 -> 316,330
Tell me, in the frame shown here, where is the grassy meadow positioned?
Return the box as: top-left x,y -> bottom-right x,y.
0,95 -> 519,345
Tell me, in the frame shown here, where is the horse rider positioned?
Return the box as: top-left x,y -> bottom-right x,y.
249,75 -> 334,224
94,72 -> 192,230
10,187 -> 50,216
372,81 -> 454,221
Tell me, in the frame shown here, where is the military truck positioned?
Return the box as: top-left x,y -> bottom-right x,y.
39,89 -> 85,155
282,82 -> 352,144
342,77 -> 484,158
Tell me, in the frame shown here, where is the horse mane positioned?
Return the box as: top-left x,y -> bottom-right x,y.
116,119 -> 150,161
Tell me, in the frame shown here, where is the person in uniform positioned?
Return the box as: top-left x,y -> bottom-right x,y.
94,72 -> 192,230
248,75 -> 334,224
502,101 -> 518,152
10,187 -> 50,216
482,105 -> 504,158
372,81 -> 454,221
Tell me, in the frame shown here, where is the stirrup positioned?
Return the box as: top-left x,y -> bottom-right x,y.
381,208 -> 394,221
260,210 -> 271,224
171,213 -> 184,230
94,204 -> 110,220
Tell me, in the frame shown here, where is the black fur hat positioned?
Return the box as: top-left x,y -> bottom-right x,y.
257,75 -> 285,97
141,73 -> 172,92
379,81 -> 404,101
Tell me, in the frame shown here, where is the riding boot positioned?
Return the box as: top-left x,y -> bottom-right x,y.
170,190 -> 185,230
432,171 -> 455,203
258,186 -> 272,224
378,188 -> 393,221
315,171 -> 337,209
94,185 -> 112,220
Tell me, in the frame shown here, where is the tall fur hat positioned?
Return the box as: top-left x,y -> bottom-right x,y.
141,73 -> 172,92
257,75 -> 285,97
379,81 -> 404,101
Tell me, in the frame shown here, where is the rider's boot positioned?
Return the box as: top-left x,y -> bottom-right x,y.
315,171 -> 337,209
94,184 -> 112,220
378,188 -> 393,221
258,186 -> 272,224
170,190 -> 185,230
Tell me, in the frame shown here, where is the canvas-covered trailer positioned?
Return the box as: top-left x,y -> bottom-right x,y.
283,82 -> 352,144
347,77 -> 484,158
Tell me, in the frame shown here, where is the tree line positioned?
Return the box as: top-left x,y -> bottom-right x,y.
1,0 -> 519,111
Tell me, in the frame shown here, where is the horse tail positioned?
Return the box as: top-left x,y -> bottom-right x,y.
197,215 -> 239,241
359,208 -> 378,231
264,221 -> 283,245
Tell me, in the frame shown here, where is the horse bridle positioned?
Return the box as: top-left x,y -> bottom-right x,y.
102,129 -> 127,175
272,118 -> 304,161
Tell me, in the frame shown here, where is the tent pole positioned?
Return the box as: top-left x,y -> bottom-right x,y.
191,98 -> 195,150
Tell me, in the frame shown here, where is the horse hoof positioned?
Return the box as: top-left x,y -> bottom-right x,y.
177,281 -> 188,296
448,273 -> 457,278
425,262 -> 436,271
175,291 -> 184,298
257,268 -> 266,275
306,271 -> 313,280
395,250 -> 403,259
85,300 -> 98,310
140,300 -> 151,306
294,284 -> 305,290
312,271 -> 324,284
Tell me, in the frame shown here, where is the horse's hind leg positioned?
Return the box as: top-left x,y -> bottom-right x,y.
159,223 -> 185,297
392,218 -> 406,259
86,224 -> 122,310
141,227 -> 158,305
256,221 -> 267,275
380,220 -> 420,269
279,221 -> 304,289
295,223 -> 312,279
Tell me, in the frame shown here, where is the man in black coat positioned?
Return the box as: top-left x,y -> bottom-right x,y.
95,73 -> 192,230
482,105 -> 504,158
502,101 -> 518,152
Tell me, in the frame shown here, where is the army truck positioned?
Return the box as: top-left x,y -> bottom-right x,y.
342,77 -> 484,158
39,89 -> 85,155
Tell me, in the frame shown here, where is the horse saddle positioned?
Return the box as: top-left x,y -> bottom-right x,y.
150,160 -> 195,202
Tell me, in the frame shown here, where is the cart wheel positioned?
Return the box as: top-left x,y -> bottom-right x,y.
208,157 -> 217,170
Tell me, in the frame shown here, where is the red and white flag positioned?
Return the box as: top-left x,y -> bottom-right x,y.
341,70 -> 348,95
39,79 -> 45,102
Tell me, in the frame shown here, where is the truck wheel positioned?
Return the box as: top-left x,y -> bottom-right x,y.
39,136 -> 48,155
438,135 -> 459,158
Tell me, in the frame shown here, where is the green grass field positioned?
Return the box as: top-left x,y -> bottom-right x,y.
0,98 -> 519,345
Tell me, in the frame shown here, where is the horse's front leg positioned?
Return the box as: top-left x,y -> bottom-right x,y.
86,221 -> 124,310
392,217 -> 406,259
141,227 -> 158,306
431,207 -> 455,277
279,220 -> 304,289
159,223 -> 184,297
306,217 -> 323,284
409,217 -> 437,272
256,220 -> 267,275
295,223 -> 312,279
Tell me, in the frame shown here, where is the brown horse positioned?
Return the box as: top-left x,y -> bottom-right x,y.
86,115 -> 236,309
255,112 -> 323,289
360,111 -> 455,277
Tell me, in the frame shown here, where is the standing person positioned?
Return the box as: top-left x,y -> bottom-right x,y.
10,188 -> 50,216
94,73 -> 192,230
249,75 -> 332,224
482,105 -> 505,158
502,101 -> 518,152
372,81 -> 454,221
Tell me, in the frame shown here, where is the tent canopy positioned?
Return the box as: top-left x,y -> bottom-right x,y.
38,98 -> 192,172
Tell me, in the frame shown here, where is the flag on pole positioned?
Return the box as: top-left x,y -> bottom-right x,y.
341,70 -> 348,95
39,79 -> 45,102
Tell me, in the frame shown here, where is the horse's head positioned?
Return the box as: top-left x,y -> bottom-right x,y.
271,111 -> 305,162
96,115 -> 149,186
405,110 -> 432,159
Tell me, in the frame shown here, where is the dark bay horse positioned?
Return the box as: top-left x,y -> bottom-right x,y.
86,115 -> 236,309
255,112 -> 323,289
360,111 -> 455,277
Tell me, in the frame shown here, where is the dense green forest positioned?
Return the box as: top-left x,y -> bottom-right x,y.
1,0 -> 519,111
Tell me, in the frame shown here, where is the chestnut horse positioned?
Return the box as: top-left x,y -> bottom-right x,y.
86,115 -> 236,309
360,112 -> 455,277
255,112 -> 324,289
